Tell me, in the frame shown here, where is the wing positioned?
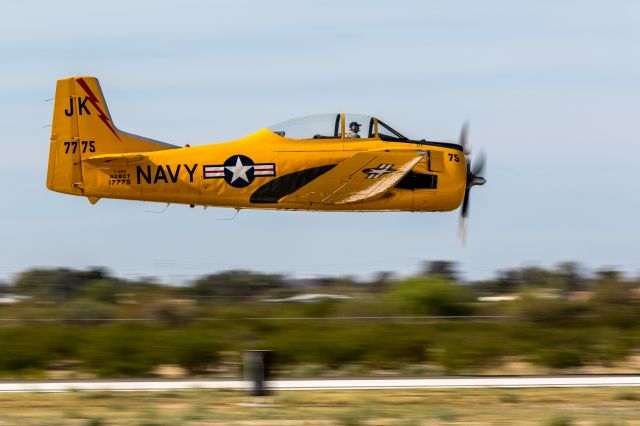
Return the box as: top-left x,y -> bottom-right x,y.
280,150 -> 424,205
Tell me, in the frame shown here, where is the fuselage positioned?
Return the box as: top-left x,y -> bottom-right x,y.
81,128 -> 467,212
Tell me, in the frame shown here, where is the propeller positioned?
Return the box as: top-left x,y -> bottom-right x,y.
458,122 -> 486,244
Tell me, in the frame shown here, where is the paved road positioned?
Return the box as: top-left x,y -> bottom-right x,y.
1,376 -> 640,392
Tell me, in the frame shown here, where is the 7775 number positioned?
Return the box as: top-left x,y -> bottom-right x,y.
63,141 -> 95,154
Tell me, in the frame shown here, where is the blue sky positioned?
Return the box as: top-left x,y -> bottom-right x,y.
1,1 -> 639,283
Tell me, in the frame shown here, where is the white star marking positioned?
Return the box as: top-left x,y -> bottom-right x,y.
225,156 -> 253,183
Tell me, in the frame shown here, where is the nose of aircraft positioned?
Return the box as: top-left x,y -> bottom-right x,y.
471,176 -> 486,187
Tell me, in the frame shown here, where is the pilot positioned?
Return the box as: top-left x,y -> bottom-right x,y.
346,121 -> 361,138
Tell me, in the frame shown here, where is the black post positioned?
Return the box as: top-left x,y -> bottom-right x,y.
244,350 -> 272,396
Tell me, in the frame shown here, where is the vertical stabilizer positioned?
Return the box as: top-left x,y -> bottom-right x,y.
46,76 -> 177,196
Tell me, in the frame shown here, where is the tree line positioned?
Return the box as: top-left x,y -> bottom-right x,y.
0,262 -> 638,377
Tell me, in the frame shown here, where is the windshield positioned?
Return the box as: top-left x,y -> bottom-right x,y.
377,120 -> 409,141
268,114 -> 340,140
268,113 -> 411,142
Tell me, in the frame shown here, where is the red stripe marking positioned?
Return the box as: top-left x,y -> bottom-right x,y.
75,78 -> 121,141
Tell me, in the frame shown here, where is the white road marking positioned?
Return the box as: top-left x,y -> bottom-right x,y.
1,376 -> 640,392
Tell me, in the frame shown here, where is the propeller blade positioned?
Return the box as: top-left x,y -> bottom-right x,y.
461,186 -> 470,218
457,121 -> 482,245
459,121 -> 470,158
471,150 -> 486,177
458,187 -> 471,245
458,216 -> 468,245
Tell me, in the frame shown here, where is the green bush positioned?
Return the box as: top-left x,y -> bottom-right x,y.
0,328 -> 49,371
79,279 -> 121,304
79,324 -> 162,376
168,326 -> 220,373
385,276 -> 475,316
262,322 -> 431,369
13,267 -> 109,301
61,298 -> 114,325
434,326 -> 510,374
536,347 -> 584,369
0,326 -> 82,373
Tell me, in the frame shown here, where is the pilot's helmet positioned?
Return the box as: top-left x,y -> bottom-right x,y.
349,121 -> 361,129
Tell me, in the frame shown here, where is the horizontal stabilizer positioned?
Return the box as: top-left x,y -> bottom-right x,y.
280,150 -> 424,205
84,153 -> 146,165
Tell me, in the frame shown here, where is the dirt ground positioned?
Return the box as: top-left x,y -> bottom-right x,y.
0,387 -> 639,425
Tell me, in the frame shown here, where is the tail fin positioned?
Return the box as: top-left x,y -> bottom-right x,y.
46,76 -> 177,195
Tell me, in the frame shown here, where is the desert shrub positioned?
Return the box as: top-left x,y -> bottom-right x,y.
434,326 -> 511,373
13,267 -> 109,301
536,347 -> 584,369
79,324 -> 162,376
188,270 -> 285,300
0,326 -> 84,373
508,295 -> 586,324
60,298 -> 114,325
264,324 -> 369,366
168,326 -> 221,373
79,279 -> 121,304
263,322 -> 430,368
525,328 -> 591,369
385,276 -> 475,316
148,300 -> 196,326
0,327 -> 50,371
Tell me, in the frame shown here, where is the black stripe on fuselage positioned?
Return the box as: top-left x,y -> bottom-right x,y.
411,140 -> 463,151
250,165 -> 336,204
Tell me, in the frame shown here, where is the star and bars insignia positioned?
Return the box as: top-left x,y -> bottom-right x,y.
203,155 -> 276,188
362,163 -> 397,179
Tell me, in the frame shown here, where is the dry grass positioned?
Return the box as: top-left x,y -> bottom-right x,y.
0,387 -> 639,425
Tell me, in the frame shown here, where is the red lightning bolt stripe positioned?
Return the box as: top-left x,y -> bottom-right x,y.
76,78 -> 121,141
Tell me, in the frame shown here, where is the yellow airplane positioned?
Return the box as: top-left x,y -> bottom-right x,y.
46,76 -> 486,234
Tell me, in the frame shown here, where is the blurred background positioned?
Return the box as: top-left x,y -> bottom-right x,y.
1,262 -> 639,378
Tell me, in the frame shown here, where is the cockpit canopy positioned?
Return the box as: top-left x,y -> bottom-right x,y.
267,113 -> 409,142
